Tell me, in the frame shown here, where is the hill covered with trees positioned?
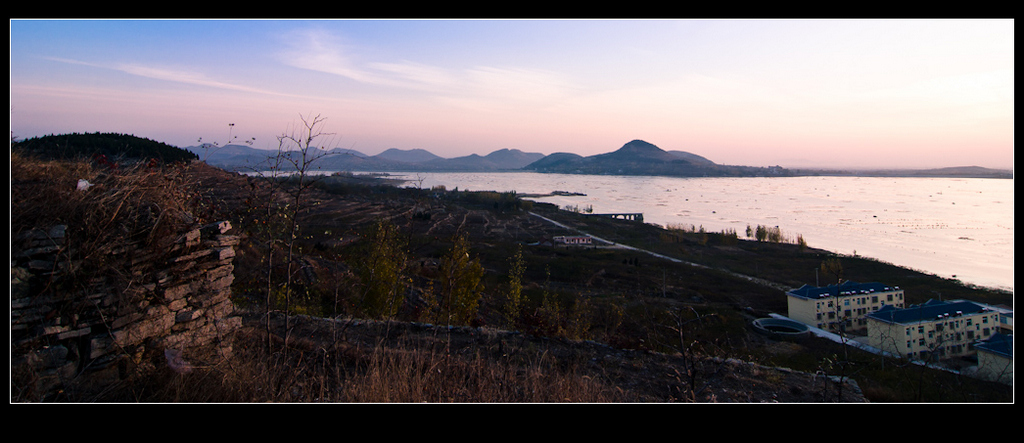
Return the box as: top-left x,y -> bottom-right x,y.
12,132 -> 198,164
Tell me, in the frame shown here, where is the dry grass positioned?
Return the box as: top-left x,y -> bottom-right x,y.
11,151 -> 210,283
12,152 -> 627,403
91,319 -> 631,403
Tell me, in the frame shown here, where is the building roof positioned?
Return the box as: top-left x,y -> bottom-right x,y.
974,333 -> 1013,358
866,299 -> 989,325
786,281 -> 898,300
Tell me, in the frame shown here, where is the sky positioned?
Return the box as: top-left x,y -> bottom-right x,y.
9,19 -> 1015,170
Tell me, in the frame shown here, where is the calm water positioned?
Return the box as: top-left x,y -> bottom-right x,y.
388,172 -> 1013,292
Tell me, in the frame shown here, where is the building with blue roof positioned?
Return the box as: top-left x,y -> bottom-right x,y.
865,299 -> 1002,361
786,281 -> 905,334
974,333 -> 1013,385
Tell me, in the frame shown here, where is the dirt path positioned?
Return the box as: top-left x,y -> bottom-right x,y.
529,211 -> 790,291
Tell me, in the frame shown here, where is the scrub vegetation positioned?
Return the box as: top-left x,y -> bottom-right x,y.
11,131 -> 1012,403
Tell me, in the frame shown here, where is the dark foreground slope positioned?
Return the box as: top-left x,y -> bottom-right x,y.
169,162 -> 1010,403
12,135 -> 1009,403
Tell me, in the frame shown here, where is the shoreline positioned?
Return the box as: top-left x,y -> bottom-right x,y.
253,169 -> 1013,293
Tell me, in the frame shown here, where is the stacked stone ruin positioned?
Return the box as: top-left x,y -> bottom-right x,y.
11,219 -> 241,401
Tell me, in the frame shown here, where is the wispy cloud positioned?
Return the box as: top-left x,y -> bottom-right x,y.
274,28 -> 384,85
41,56 -> 298,97
275,28 -> 581,110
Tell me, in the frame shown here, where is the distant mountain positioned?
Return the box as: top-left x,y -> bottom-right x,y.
914,166 -> 1012,178
188,144 -> 547,173
791,165 -> 1013,179
481,148 -> 546,169
524,140 -> 785,177
326,148 -> 368,158
523,152 -> 584,170
186,144 -> 282,170
185,141 -> 1010,179
416,148 -> 544,171
374,148 -> 442,163
667,150 -> 715,166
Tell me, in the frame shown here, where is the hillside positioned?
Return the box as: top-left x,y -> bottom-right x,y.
524,140 -> 787,177
13,132 -> 198,164
183,161 -> 1008,403
10,143 -> 1012,402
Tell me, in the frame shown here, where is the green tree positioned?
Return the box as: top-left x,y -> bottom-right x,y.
755,224 -> 768,242
500,244 -> 526,328
358,218 -> 409,319
437,232 -> 485,326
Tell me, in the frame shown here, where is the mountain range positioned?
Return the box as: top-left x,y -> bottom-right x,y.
186,139 -> 759,176
188,144 -> 546,173
187,140 -> 1010,179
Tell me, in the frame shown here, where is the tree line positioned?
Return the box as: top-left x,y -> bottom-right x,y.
12,132 -> 199,164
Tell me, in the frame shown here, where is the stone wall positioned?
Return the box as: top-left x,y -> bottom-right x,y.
11,220 -> 241,401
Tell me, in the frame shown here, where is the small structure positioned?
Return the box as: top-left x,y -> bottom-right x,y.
585,213 -> 644,222
752,318 -> 810,341
553,235 -> 593,246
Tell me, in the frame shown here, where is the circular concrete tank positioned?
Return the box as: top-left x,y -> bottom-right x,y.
752,318 -> 811,341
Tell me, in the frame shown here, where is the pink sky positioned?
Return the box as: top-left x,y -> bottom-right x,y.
10,19 -> 1014,170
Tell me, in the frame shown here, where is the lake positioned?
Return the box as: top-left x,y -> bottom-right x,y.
384,172 -> 1013,292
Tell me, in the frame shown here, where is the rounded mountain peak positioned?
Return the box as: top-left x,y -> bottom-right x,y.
619,140 -> 662,153
604,140 -> 676,161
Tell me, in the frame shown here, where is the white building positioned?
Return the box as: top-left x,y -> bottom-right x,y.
865,299 -> 1001,361
786,281 -> 905,334
553,235 -> 592,246
974,333 -> 1013,385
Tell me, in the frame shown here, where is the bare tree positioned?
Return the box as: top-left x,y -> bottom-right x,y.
274,113 -> 337,347
818,257 -> 856,401
661,306 -> 720,401
242,113 -> 337,354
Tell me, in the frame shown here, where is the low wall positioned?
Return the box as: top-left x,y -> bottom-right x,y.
11,220 -> 241,401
